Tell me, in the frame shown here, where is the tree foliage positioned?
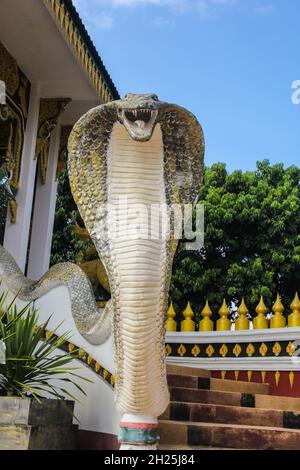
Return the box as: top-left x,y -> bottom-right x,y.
171,160 -> 300,321
50,169 -> 86,266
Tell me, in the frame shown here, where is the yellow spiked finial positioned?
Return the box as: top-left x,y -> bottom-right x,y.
199,300 -> 214,332
181,302 -> 195,332
217,299 -> 231,331
166,303 -> 177,332
288,293 -> 300,327
235,297 -> 250,331
253,296 -> 268,330
271,293 -> 286,329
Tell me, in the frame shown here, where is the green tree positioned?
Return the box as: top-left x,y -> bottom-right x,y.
171,160 -> 300,322
50,169 -> 85,266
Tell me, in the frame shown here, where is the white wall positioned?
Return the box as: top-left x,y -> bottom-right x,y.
0,283 -> 120,436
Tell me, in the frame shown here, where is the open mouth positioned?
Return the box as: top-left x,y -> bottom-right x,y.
119,108 -> 158,141
125,109 -> 154,124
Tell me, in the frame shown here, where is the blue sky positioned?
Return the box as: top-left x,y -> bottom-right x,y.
73,0 -> 300,172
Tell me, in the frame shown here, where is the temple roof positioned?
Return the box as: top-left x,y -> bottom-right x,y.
61,0 -> 119,101
0,0 -> 119,124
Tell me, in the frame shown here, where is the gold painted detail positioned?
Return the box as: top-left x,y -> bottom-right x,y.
261,371 -> 267,383
191,344 -> 200,357
0,41 -> 19,96
259,343 -> 268,357
246,343 -> 255,357
289,371 -> 295,389
0,41 -> 31,191
233,344 -> 242,358
71,213 -> 110,295
275,371 -> 280,387
219,344 -> 228,358
247,371 -> 253,382
221,371 -> 226,380
43,329 -> 114,387
272,342 -> 282,357
35,98 -> 71,184
206,344 -> 215,357
8,200 -> 17,224
165,344 -> 172,357
177,344 -> 186,357
287,341 -> 296,357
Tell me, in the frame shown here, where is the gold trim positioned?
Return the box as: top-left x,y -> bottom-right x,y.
42,0 -> 115,103
35,98 -> 71,184
191,344 -> 200,357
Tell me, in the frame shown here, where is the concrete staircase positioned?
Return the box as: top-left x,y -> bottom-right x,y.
159,365 -> 300,450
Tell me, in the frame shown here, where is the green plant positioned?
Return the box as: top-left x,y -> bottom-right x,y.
0,289 -> 90,402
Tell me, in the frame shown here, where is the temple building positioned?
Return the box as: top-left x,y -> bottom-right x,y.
0,0 -> 119,280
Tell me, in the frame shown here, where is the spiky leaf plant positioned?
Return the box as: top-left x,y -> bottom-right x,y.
0,289 -> 90,402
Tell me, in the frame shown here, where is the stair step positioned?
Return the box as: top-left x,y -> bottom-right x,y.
159,420 -> 300,450
166,365 -> 210,378
170,386 -> 300,412
168,374 -> 269,395
158,444 -> 238,450
255,394 -> 300,412
163,401 -> 300,429
170,387 -> 255,408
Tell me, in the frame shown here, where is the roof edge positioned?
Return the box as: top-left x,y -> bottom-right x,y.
43,0 -> 120,102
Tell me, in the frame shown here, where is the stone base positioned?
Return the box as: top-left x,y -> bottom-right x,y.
0,397 -> 78,450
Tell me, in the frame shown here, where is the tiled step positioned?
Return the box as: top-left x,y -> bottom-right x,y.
166,365 -> 210,378
170,386 -> 300,413
159,420 -> 300,450
169,387 -> 256,408
163,401 -> 300,429
255,394 -> 300,412
167,374 -> 269,395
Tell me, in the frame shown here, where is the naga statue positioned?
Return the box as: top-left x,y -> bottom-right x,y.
0,93 -> 204,449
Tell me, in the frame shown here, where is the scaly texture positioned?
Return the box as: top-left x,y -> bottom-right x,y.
0,245 -> 111,344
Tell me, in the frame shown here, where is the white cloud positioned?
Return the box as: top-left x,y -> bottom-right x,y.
154,16 -> 176,26
73,0 -> 241,30
73,0 -> 114,29
255,5 -> 274,14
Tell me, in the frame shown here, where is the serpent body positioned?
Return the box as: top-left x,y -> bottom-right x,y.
0,93 -> 204,420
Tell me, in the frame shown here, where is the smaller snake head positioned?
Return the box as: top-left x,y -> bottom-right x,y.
116,93 -> 164,142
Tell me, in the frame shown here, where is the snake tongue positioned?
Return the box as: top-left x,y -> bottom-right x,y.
135,120 -> 146,129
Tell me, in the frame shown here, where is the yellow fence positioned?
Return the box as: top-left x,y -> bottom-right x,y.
166,293 -> 300,332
